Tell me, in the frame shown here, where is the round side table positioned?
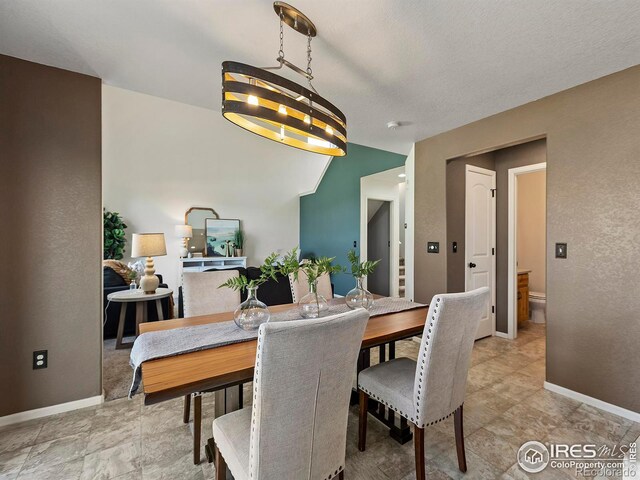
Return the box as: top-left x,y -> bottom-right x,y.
107,287 -> 173,349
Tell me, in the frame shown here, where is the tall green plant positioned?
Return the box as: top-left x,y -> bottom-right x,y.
233,229 -> 244,249
103,209 -> 127,260
347,250 -> 380,278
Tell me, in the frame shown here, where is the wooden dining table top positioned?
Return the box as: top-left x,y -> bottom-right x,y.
139,299 -> 428,405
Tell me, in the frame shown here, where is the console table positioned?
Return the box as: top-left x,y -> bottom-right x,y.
180,256 -> 247,273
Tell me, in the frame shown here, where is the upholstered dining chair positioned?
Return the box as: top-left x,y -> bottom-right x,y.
182,270 -> 240,318
212,308 -> 370,480
289,269 -> 333,302
181,270 -> 241,463
357,287 -> 489,480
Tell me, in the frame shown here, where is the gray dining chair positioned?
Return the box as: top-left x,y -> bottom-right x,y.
182,270 -> 240,318
212,308 -> 370,480
357,287 -> 489,480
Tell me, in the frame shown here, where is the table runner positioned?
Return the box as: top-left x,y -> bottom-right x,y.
129,297 -> 425,397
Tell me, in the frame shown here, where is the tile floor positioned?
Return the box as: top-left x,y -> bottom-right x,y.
1,322 -> 638,479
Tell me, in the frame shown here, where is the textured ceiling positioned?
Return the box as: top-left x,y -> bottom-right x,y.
1,0 -> 639,154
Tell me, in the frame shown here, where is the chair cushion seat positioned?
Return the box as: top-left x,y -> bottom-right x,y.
212,407 -> 252,480
358,357 -> 417,421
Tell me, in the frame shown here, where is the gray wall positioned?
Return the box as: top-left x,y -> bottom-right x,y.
415,65 -> 640,412
0,55 -> 102,416
367,201 -> 391,296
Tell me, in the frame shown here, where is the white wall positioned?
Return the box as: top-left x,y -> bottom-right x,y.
404,145 -> 415,301
102,85 -> 330,291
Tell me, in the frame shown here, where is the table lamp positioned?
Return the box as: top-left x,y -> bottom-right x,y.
131,233 -> 167,294
174,224 -> 193,258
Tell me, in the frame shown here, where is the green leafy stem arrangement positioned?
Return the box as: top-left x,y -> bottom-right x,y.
219,247 -> 344,293
347,250 -> 380,278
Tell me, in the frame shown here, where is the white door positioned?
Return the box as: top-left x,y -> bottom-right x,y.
465,165 -> 496,339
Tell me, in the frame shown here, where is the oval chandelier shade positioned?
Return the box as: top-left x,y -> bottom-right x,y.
222,61 -> 347,156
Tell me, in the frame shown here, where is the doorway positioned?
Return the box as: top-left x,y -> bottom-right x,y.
465,165 -> 496,339
367,200 -> 391,295
508,163 -> 547,339
360,166 -> 404,297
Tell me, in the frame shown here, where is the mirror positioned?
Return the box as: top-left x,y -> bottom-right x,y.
185,207 -> 219,256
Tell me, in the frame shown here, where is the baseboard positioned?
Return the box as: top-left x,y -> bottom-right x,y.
544,382 -> 640,423
0,395 -> 104,428
495,331 -> 511,339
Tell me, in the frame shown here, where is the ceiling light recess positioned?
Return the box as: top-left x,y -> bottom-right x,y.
222,2 -> 347,156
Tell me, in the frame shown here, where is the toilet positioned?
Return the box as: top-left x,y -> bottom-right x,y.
529,292 -> 546,323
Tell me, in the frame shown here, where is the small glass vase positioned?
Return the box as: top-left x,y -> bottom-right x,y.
234,286 -> 270,331
345,277 -> 374,310
129,280 -> 137,291
298,280 -> 329,319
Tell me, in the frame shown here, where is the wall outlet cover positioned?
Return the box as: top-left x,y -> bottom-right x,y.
33,350 -> 48,369
555,243 -> 567,259
427,242 -> 440,253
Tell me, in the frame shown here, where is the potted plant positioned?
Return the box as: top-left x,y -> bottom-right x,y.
219,252 -> 279,330
345,250 -> 380,310
233,229 -> 244,257
103,209 -> 127,260
280,248 -> 344,318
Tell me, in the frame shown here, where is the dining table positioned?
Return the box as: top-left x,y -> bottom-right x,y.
138,298 -> 428,464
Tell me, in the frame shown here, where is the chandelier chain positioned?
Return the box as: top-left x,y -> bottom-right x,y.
278,9 -> 285,59
306,33 -> 313,77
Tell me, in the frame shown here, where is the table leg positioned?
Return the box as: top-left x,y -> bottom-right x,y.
214,386 -> 242,418
135,302 -> 144,336
115,303 -> 128,350
193,393 -> 202,464
155,299 -> 164,321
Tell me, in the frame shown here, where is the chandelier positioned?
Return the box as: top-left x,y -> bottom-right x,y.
222,2 -> 347,156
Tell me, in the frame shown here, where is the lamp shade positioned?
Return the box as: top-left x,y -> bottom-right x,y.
174,224 -> 193,239
131,233 -> 167,258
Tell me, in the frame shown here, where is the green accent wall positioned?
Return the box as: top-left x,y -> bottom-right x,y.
300,143 -> 406,295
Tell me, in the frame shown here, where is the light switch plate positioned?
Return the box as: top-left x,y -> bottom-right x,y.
555,243 -> 567,259
427,242 -> 440,254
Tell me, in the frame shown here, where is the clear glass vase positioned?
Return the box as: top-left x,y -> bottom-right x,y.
345,277 -> 374,310
298,280 -> 329,319
234,286 -> 270,331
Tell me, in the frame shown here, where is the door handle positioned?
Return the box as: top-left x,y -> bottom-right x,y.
468,262 -> 477,268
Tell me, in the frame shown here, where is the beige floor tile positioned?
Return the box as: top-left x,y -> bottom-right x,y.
465,426 -> 522,472
20,432 -> 88,474
0,446 -> 31,478
563,403 -> 633,443
522,388 -> 581,419
431,446 -> 505,479
0,423 -> 42,455
35,408 -> 96,444
16,457 -> 84,480
80,440 -> 141,480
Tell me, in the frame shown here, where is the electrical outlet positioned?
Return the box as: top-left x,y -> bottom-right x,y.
427,242 -> 440,253
353,241 -> 357,248
555,243 -> 567,259
33,350 -> 47,370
